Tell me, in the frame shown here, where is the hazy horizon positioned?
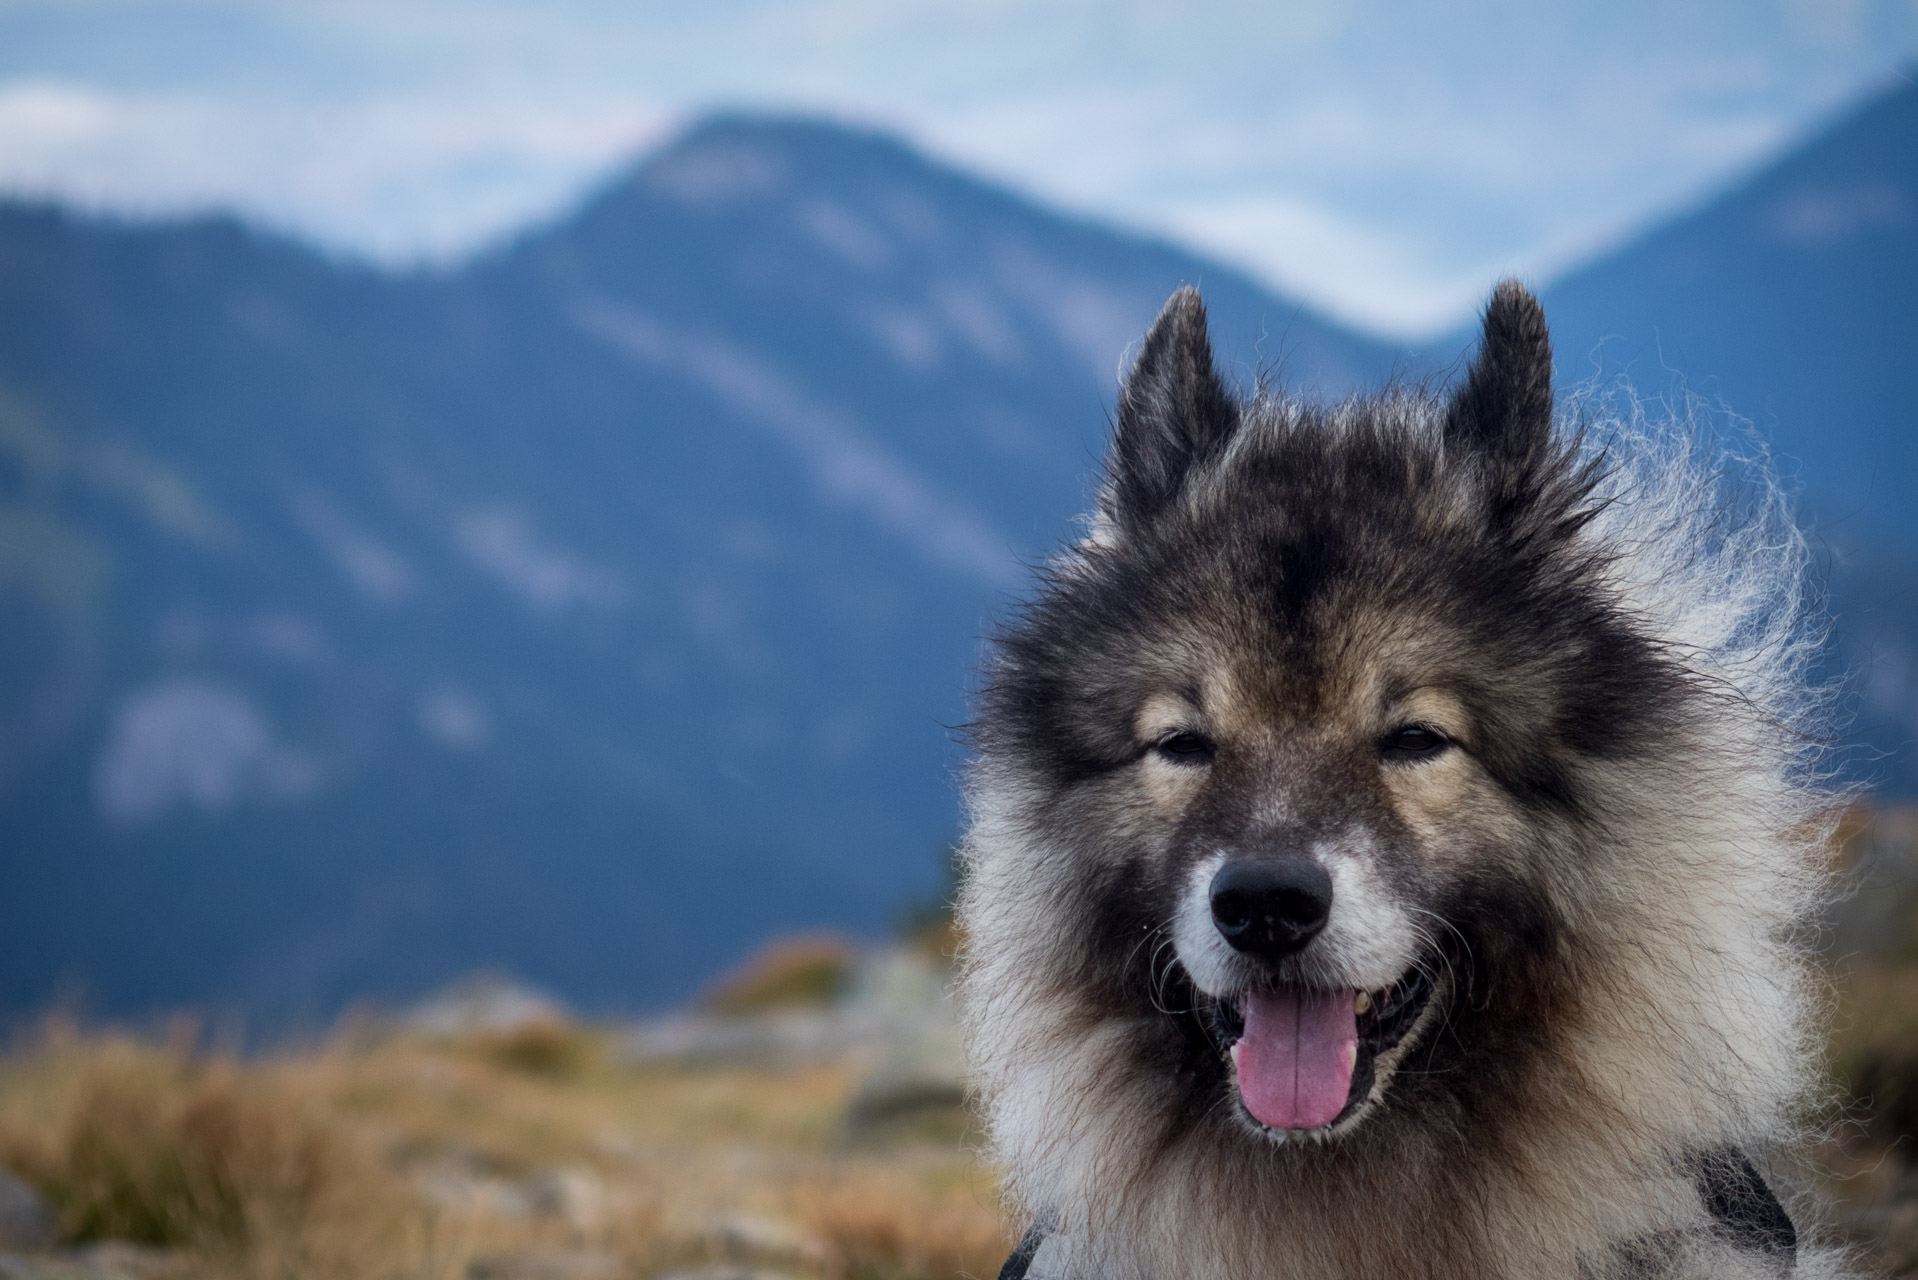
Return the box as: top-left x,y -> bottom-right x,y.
1,0 -> 1913,339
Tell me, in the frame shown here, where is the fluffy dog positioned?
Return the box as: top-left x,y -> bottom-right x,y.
957,283 -> 1852,1279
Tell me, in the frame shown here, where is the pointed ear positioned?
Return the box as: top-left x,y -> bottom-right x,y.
1104,287 -> 1239,528
1447,280 -> 1553,465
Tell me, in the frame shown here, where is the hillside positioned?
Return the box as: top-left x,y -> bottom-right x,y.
3,84 -> 1912,1023
0,117 -> 1399,1022
1534,74 -> 1918,791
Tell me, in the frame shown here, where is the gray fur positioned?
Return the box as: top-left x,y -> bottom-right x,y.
958,283 -> 1856,1279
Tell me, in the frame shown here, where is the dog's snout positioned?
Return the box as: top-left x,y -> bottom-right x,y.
1209,857 -> 1333,956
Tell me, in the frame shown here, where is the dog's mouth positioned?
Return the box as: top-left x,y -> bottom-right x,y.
1206,964 -> 1438,1137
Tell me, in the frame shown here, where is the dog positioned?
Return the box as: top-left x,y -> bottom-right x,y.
956,282 -> 1853,1279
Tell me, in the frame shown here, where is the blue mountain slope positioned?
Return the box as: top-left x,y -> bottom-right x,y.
4,91 -> 1908,1022
1531,75 -> 1918,791
0,117 -> 1399,1022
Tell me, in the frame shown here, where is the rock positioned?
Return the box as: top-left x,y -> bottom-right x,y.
62,1244 -> 171,1280
518,1168 -> 606,1233
0,1171 -> 56,1251
465,1249 -> 618,1280
840,955 -> 968,1137
844,1021 -> 968,1134
408,974 -> 571,1036
0,1240 -> 169,1280
624,945 -> 958,1071
622,1008 -> 851,1068
407,1147 -> 523,1216
704,1212 -> 822,1265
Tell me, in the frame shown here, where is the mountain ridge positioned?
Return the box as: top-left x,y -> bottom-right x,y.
0,113 -> 1399,1024
0,90 -> 1911,1023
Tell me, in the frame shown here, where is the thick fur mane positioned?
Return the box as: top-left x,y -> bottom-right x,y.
958,331 -> 1851,1279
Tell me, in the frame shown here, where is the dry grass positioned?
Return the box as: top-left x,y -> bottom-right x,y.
0,1016 -> 1004,1280
804,1172 -> 1006,1280
9,814 -> 1918,1277
703,936 -> 857,1016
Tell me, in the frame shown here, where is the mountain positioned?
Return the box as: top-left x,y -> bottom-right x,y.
1529,74 -> 1918,792
0,116 -> 1399,1023
5,83 -> 1912,1025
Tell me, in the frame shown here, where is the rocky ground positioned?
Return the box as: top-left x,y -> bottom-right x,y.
0,938 -> 994,1280
8,814 -> 1918,1279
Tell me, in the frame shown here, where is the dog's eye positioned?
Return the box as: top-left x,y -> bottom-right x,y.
1381,725 -> 1449,760
1153,731 -> 1216,764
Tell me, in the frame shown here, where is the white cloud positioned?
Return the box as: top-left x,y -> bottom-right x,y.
0,0 -> 1912,331
0,80 -> 116,146
0,76 -> 669,260
1158,194 -> 1462,339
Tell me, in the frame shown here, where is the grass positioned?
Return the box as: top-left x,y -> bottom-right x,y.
702,936 -> 857,1016
0,1015 -> 1005,1280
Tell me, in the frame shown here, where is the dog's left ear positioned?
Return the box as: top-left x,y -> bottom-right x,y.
1446,280 -> 1553,467
1103,286 -> 1240,529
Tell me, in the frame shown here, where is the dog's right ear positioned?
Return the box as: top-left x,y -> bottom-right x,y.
1445,280 -> 1553,469
1103,287 -> 1239,530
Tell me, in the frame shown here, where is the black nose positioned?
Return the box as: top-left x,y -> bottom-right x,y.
1209,857 -> 1333,956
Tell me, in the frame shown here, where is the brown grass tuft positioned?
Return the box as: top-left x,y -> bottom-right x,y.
0,1033 -> 402,1279
803,1172 -> 1005,1280
0,1015 -> 1003,1280
461,1021 -> 602,1082
704,935 -> 856,1014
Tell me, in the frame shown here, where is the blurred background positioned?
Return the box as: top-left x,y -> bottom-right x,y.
0,2 -> 1914,1277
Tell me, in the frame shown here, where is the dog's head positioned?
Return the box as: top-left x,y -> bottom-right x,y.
966,283 -> 1692,1146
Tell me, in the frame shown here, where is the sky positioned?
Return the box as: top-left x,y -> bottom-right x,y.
0,0 -> 1913,338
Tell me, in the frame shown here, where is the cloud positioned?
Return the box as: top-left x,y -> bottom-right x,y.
0,0 -> 1913,332
0,75 -> 670,260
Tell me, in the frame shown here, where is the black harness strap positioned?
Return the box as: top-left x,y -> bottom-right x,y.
993,1150 -> 1797,1278
1694,1147 -> 1797,1260
996,1224 -> 1047,1280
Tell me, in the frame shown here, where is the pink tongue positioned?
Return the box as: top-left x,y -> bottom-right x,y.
1232,987 -> 1358,1131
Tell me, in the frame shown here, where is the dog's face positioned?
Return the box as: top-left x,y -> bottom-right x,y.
971,285 -> 1681,1146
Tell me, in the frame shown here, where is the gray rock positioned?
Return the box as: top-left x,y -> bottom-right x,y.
60,1244 -> 171,1280
465,1249 -> 618,1280
0,1248 -> 145,1280
844,1020 -> 968,1132
624,945 -> 959,1071
0,1171 -> 56,1251
702,1212 -> 821,1266
516,1168 -> 606,1232
408,974 -> 571,1036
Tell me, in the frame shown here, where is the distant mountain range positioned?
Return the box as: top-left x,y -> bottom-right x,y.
1532,75 -> 1918,793
0,114 -> 1397,1023
0,77 -> 1910,1023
